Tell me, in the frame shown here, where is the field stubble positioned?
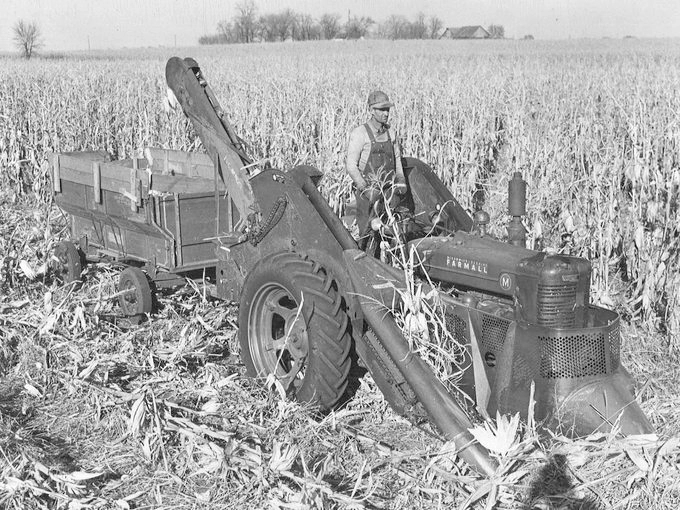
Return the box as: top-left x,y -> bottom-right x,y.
0,39 -> 679,508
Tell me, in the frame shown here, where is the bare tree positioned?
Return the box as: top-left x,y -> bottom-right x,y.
234,0 -> 258,43
487,24 -> 505,39
297,14 -> 319,41
13,20 -> 43,59
410,12 -> 428,39
428,15 -> 444,39
287,9 -> 301,41
258,13 -> 278,42
319,13 -> 341,40
217,20 -> 236,43
272,9 -> 297,41
345,16 -> 373,39
381,15 -> 408,39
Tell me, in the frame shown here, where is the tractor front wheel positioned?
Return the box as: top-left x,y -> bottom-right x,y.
238,252 -> 352,411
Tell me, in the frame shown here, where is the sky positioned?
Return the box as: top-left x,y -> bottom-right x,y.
1,0 -> 679,52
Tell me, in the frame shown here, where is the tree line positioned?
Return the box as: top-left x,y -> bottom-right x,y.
198,0 -> 493,44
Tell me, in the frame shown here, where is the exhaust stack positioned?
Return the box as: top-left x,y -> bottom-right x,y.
508,171 -> 527,247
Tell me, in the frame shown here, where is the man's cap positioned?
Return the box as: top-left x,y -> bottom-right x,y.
368,90 -> 394,109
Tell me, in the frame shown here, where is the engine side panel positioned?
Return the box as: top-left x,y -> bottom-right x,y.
413,232 -> 537,297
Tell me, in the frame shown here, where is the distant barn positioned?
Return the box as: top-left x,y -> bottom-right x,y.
439,26 -> 491,39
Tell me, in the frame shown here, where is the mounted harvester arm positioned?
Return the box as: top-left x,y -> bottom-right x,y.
165,56 -> 256,221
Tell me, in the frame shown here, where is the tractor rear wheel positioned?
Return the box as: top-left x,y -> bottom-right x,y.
238,252 -> 352,411
53,241 -> 82,285
118,267 -> 153,323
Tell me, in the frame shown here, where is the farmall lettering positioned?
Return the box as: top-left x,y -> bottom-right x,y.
446,255 -> 488,275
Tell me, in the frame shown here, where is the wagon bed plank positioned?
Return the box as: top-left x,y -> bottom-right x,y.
151,174 -> 223,194
146,148 -> 213,179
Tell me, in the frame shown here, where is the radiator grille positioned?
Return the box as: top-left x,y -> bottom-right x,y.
539,327 -> 620,379
445,313 -> 467,344
480,314 -> 510,354
609,322 -> 620,369
537,282 -> 577,327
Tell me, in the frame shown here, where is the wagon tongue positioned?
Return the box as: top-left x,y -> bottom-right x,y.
343,249 -> 497,476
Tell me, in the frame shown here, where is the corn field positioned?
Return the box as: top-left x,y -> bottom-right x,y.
3,39 -> 679,339
1,39 -> 680,508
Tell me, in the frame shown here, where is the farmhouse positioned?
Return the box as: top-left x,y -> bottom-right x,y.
439,26 -> 491,39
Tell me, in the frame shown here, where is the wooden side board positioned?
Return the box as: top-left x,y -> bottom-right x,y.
150,173 -> 224,194
52,149 -> 220,198
145,148 -> 220,193
53,152 -> 147,211
145,148 -> 213,179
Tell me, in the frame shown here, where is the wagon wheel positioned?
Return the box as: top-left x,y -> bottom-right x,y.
118,267 -> 153,324
238,251 -> 352,411
52,241 -> 83,285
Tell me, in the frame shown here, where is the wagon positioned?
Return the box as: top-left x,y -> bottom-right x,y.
50,147 -> 241,320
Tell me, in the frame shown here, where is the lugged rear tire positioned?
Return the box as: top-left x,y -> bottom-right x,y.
238,251 -> 352,411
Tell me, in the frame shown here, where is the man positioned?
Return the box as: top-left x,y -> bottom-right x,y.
346,90 -> 407,239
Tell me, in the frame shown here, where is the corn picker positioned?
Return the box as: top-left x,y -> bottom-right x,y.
50,57 -> 653,475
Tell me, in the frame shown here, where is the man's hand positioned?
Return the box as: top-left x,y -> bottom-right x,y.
394,181 -> 407,196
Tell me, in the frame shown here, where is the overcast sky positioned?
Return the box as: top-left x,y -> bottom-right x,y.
1,0 -> 679,51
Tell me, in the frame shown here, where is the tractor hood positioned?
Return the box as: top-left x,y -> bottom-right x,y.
410,232 -> 593,327
410,232 -> 536,297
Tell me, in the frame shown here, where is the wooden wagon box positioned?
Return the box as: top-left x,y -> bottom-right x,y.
51,148 -> 241,277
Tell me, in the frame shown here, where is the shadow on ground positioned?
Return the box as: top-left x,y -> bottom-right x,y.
527,453 -> 601,510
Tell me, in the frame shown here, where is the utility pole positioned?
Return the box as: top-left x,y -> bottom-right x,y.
87,35 -> 90,51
